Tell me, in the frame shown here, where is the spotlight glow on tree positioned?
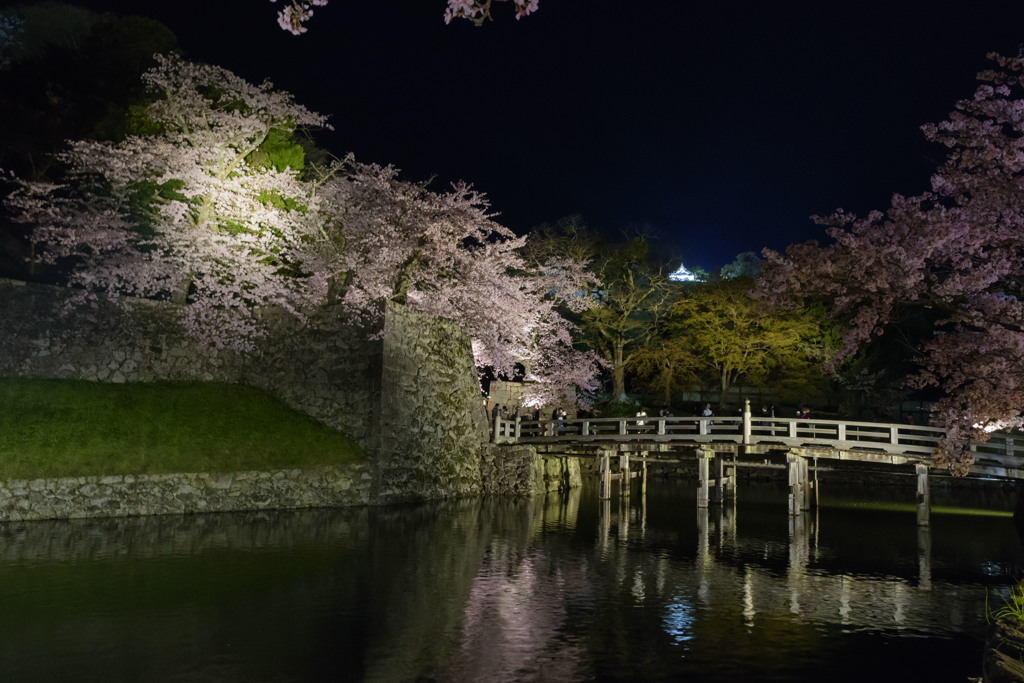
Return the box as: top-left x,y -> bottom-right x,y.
6,54 -> 599,405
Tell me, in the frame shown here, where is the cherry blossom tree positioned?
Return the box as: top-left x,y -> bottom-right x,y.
6,53 -> 599,404
311,161 -> 601,405
6,52 -> 332,348
758,52 -> 1024,474
269,0 -> 539,36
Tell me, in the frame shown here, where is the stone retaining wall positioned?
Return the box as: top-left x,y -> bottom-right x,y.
0,447 -> 578,522
0,465 -> 375,522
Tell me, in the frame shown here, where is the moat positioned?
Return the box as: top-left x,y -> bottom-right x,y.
0,478 -> 1018,682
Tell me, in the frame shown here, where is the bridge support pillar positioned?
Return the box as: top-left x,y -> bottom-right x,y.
599,449 -> 613,500
916,463 -> 930,526
697,447 -> 712,508
710,454 -> 736,504
619,454 -> 631,497
787,452 -> 813,515
639,452 -> 648,496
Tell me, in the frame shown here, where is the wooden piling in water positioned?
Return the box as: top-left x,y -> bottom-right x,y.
788,452 -> 813,515
599,450 -> 612,500
916,463 -> 930,526
620,454 -> 631,497
697,447 -> 710,508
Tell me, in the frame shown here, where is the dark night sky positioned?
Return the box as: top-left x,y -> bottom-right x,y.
57,0 -> 1024,269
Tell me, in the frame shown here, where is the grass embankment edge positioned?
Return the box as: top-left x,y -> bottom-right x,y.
0,377 -> 364,480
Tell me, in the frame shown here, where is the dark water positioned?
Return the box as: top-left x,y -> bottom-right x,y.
0,478 -> 1020,682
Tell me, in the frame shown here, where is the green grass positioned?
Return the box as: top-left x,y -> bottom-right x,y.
990,582 -> 1024,623
0,378 -> 364,480
822,499 -> 1013,517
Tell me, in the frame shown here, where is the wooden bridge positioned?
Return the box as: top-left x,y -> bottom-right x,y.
491,401 -> 1024,524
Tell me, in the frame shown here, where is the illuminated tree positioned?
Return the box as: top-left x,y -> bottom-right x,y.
759,52 -> 1024,474
670,279 -> 827,409
5,53 -> 330,348
6,54 -> 599,403
313,163 -> 601,405
579,237 -> 676,402
627,340 -> 699,408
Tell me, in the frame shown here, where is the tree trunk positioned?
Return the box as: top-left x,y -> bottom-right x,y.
612,339 -> 626,401
660,360 -> 672,407
718,367 -> 731,411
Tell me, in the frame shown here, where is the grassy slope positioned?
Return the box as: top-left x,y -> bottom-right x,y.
0,378 -> 364,480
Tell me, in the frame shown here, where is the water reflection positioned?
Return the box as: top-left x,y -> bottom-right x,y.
0,479 -> 1018,682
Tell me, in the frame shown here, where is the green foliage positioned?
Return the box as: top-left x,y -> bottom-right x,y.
0,3 -> 176,183
666,278 -> 830,406
257,189 -> 305,212
124,103 -> 164,136
124,178 -> 186,234
597,400 -> 643,418
720,251 -> 761,280
1,2 -> 100,64
0,378 -> 363,479
247,126 -> 306,173
990,582 -> 1024,622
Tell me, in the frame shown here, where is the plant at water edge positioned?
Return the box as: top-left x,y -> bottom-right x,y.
988,582 -> 1024,623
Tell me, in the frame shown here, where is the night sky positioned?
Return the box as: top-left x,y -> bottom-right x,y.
54,0 -> 1024,269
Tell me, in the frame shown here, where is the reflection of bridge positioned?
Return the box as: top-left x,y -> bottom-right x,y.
586,488 -> 982,638
493,403 -> 1024,524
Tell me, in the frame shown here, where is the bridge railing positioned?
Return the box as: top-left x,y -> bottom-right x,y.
493,410 -> 1024,477
501,415 -> 944,452
507,416 -> 745,444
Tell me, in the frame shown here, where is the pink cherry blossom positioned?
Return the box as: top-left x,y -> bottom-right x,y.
758,52 -> 1024,474
6,53 -> 598,407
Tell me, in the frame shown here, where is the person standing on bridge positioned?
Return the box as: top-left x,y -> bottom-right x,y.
636,408 -> 648,434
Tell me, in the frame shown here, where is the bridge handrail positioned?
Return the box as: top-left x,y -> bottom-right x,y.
491,409 -> 1024,473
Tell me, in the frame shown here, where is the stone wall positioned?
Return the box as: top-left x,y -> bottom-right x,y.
375,300 -> 492,502
0,280 -> 581,516
0,465 -> 374,522
0,279 -> 381,445
480,447 -> 582,497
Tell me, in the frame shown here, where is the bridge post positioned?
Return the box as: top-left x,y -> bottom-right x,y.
802,457 -> 813,510
640,453 -> 648,496
787,451 -> 811,515
599,450 -> 612,500
812,456 -> 819,508
711,454 -> 726,504
743,399 -> 751,445
619,454 -> 631,497
916,463 -> 930,526
514,415 -> 521,441
697,447 -> 710,508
